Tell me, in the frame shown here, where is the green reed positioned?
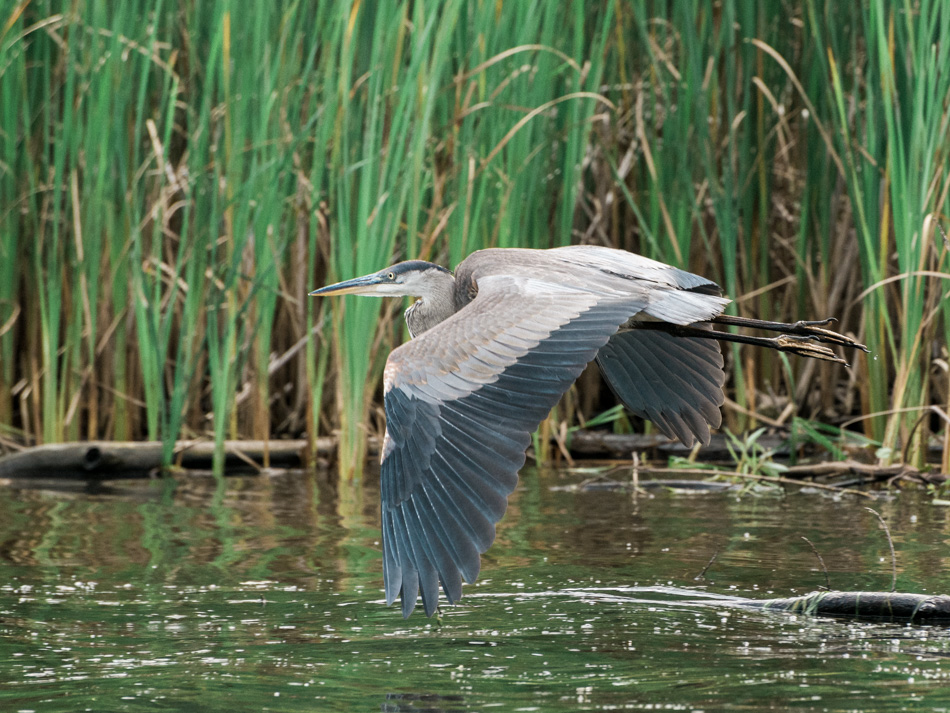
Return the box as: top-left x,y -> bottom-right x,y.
812,0 -> 950,463
0,1 -> 947,474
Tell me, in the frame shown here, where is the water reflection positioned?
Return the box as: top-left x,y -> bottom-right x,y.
381,692 -> 467,712
1,466 -> 949,711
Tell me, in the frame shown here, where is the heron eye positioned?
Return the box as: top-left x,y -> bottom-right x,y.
388,272 -> 396,281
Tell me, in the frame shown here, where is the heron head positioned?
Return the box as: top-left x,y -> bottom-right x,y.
309,260 -> 453,298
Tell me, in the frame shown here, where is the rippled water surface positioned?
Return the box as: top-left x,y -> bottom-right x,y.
2,467 -> 950,711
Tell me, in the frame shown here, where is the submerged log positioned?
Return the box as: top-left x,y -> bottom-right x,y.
567,430 -> 788,459
738,590 -> 950,625
0,439 -> 334,480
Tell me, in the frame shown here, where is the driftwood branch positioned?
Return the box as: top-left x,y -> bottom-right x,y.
739,591 -> 950,625
567,430 -> 931,481
567,430 -> 788,459
0,439 -> 335,480
783,460 -> 920,481
564,467 -> 880,499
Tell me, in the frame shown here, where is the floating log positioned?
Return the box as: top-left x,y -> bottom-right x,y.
738,590 -> 950,625
0,439 -> 334,480
567,430 -> 788,459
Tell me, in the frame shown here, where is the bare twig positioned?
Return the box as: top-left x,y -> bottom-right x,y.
782,461 -> 918,481
801,536 -> 830,590
694,549 -> 720,581
865,507 -> 897,593
644,467 -> 878,499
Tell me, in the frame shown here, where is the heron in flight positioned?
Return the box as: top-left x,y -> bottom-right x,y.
310,246 -> 866,617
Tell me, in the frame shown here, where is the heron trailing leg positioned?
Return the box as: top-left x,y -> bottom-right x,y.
694,329 -> 849,365
635,316 -> 867,366
709,315 -> 869,352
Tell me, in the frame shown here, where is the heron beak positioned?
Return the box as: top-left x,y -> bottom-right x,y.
309,273 -> 385,297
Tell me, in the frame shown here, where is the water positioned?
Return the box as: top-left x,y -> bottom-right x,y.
2,467 -> 949,711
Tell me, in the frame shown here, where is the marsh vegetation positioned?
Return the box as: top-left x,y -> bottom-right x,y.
1,1 -> 948,476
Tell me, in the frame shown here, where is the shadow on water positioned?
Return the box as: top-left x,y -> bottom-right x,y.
1,465 -> 950,711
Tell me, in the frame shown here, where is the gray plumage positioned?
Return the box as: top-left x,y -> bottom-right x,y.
310,245 -> 865,618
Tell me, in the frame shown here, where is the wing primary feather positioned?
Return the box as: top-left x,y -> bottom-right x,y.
413,485 -> 473,584
403,499 -> 456,613
381,511 -> 402,605
494,360 -> 578,384
420,466 -> 485,581
391,504 -> 434,618
501,348 -> 597,369
405,496 -> 463,604
598,349 -> 664,417
436,419 -> 521,517
427,456 -> 498,553
432,436 -> 520,501
628,337 -> 723,433
596,330 -> 725,445
621,340 -> 712,407
440,402 -> 528,461
479,373 -> 566,398
465,399 -> 555,433
658,334 -> 724,390
432,444 -> 509,522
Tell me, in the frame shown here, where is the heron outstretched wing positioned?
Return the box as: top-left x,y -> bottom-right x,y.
379,258 -> 729,617
596,329 -> 725,447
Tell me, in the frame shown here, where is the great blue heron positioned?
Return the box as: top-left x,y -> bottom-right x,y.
310,246 -> 866,617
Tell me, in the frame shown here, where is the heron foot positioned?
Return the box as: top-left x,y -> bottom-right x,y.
710,315 -> 869,353
768,335 -> 850,366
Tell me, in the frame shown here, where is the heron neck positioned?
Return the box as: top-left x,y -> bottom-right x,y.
404,274 -> 457,338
